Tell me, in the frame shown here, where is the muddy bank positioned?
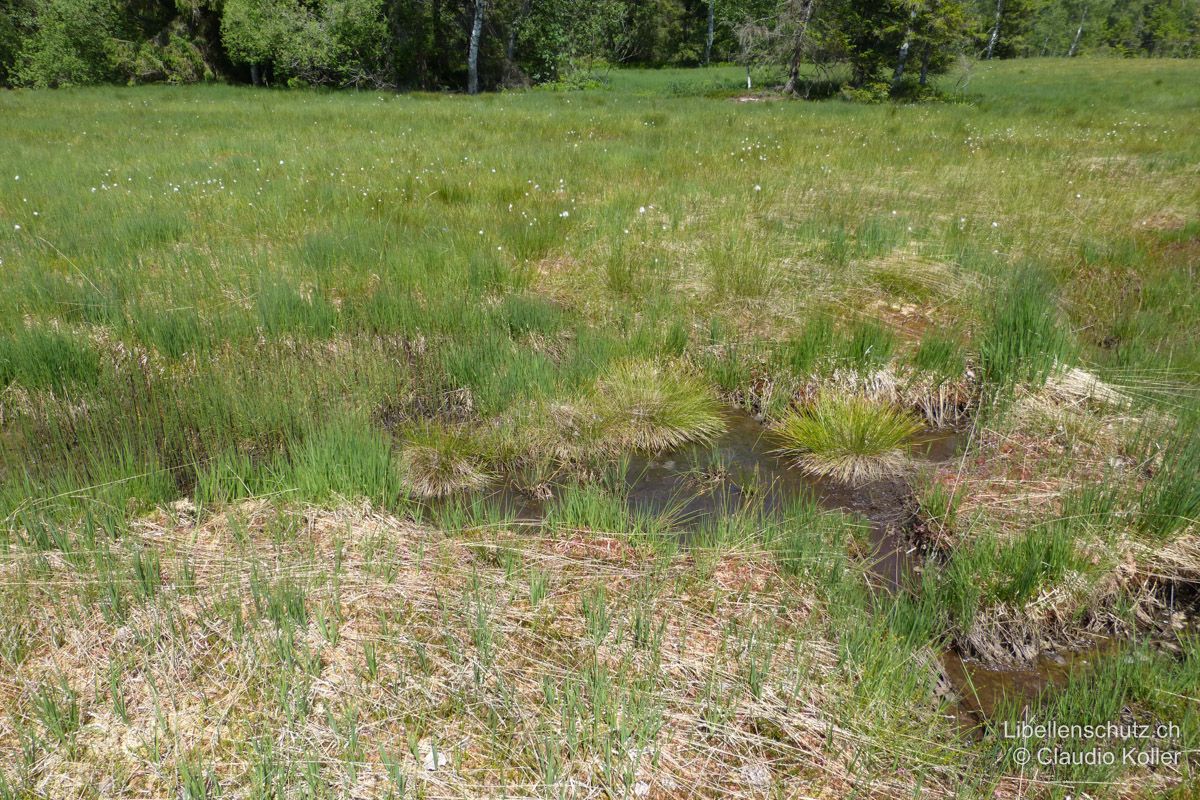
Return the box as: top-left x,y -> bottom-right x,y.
619,410 -> 962,592
942,599 -> 1197,726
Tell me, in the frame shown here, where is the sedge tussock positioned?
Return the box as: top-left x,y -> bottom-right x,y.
774,394 -> 924,484
790,366 -> 977,428
864,245 -> 978,304
593,359 -> 726,452
398,424 -> 492,498
534,398 -> 607,462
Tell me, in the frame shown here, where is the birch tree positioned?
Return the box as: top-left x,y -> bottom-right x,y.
1066,0 -> 1087,55
984,0 -> 1003,56
705,0 -> 715,63
891,3 -> 918,87
467,0 -> 484,93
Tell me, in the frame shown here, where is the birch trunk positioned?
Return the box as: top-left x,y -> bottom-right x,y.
1067,6 -> 1087,57
468,0 -> 485,94
985,0 -> 1004,59
892,9 -> 918,88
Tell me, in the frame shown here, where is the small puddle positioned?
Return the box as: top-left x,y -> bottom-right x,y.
623,410 -> 961,592
941,640 -> 1116,724
624,409 -> 858,523
428,408 -> 961,539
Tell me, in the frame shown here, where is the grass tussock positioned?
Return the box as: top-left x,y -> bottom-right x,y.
978,269 -> 1071,398
774,394 -> 924,483
397,424 -> 493,498
592,360 -> 726,452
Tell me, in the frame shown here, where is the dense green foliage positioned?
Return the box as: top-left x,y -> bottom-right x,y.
1,0 -> 1195,91
220,0 -> 389,86
974,0 -> 1200,57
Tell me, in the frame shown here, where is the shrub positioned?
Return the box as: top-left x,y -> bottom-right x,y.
121,28 -> 212,84
840,81 -> 891,104
221,0 -> 388,87
0,2 -> 29,86
15,0 -> 120,87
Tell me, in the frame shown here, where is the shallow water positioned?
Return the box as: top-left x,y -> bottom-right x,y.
625,409 -> 963,518
624,408 -> 857,523
941,641 -> 1115,723
623,409 -> 961,590
426,408 -> 962,592
424,408 -> 1120,723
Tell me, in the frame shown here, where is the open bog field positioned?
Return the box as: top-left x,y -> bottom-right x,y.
0,59 -> 1198,798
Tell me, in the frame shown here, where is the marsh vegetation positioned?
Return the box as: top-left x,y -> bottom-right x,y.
1,60 -> 1198,797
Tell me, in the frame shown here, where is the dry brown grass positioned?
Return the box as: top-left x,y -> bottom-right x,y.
939,376 -> 1145,531
786,367 -> 977,428
915,370 -> 1199,672
0,500 -> 977,799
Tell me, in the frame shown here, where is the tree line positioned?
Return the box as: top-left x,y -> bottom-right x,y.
1,0 -> 1196,92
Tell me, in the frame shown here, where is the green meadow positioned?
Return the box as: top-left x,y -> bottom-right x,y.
0,59 -> 1197,797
